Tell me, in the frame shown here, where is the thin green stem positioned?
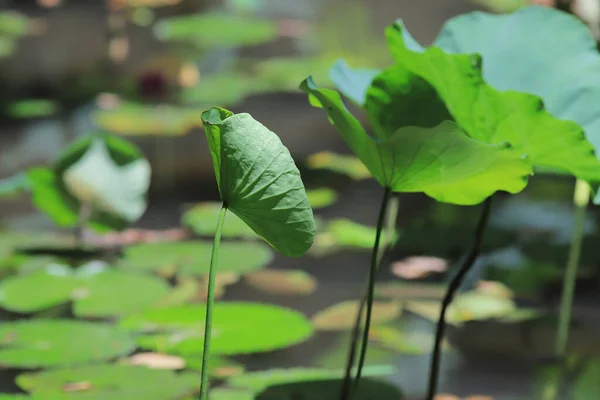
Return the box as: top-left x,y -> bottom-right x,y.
551,179 -> 590,398
338,193 -> 398,400
425,196 -> 492,400
199,204 -> 228,400
351,187 -> 392,398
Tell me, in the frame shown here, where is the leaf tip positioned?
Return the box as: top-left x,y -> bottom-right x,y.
201,107 -> 234,126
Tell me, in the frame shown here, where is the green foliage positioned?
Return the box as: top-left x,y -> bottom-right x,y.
93,102 -> 203,136
306,188 -> 338,209
202,107 -> 316,257
311,300 -> 402,331
155,13 -> 278,48
27,134 -> 150,232
301,77 -> 531,205
120,302 -> 314,356
181,202 -> 259,239
256,378 -> 403,400
6,99 -> 59,119
305,151 -> 371,180
16,365 -> 200,400
117,240 -> 273,276
0,262 -> 170,316
0,320 -> 135,368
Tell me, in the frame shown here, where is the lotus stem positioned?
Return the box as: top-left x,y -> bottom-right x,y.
425,196 -> 492,400
199,204 -> 228,400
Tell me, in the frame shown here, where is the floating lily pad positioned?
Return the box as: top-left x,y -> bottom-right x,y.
155,13 -> 278,48
0,320 -> 135,368
375,282 -> 446,300
181,202 -> 258,239
256,378 -> 403,400
312,300 -> 402,331
306,188 -> 338,209
179,72 -> 255,106
244,269 -> 317,296
327,218 -> 397,249
125,352 -> 185,370
0,261 -> 169,317
93,102 -> 202,136
252,56 -> 333,92
120,302 -> 313,356
184,355 -> 246,378
7,99 -> 59,119
305,152 -> 371,180
117,241 -> 273,276
0,11 -> 30,37
16,364 -> 200,400
228,365 -> 396,393
28,134 -> 150,232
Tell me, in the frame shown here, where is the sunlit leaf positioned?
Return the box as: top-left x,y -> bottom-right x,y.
300,77 -> 532,205
0,320 -> 135,368
385,16 -> 600,183
28,134 -> 149,232
120,302 -> 313,355
227,365 -> 396,393
202,107 -> 315,257
0,262 -> 170,317
62,139 -> 150,223
93,101 -> 202,136
244,269 -> 317,296
155,13 -> 277,47
117,240 -> 273,276
325,218 -> 397,250
305,151 -> 371,180
6,99 -> 59,119
312,300 -> 402,331
179,72 -> 254,106
306,188 -> 338,209
16,365 -> 199,399
181,202 -> 258,239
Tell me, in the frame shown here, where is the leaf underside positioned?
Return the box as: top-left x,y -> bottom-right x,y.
202,107 -> 316,257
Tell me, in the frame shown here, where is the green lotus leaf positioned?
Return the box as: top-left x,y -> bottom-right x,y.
0,320 -> 135,368
119,302 -> 313,356
27,133 -> 150,232
181,202 -> 258,239
300,77 -> 531,205
16,365 -> 200,400
227,365 -> 396,393
202,107 -> 316,256
155,13 -> 277,48
93,102 -> 203,136
383,18 -> 600,183
0,262 -> 170,316
116,240 -> 273,276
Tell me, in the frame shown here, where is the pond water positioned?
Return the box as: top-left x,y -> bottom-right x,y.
2,1 -> 600,400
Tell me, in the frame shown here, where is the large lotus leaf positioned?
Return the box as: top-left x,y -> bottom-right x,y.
0,262 -> 169,316
155,13 -> 277,48
181,202 -> 259,239
16,365 -> 199,400
256,378 -> 403,400
28,134 -> 149,232
383,19 -> 600,183
93,102 -> 203,136
119,302 -> 313,355
227,366 -> 396,393
117,240 -> 273,276
0,320 -> 135,368
202,107 -> 315,256
300,78 -> 531,205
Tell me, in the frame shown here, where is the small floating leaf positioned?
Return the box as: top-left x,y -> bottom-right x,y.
7,99 -> 59,119
120,302 -> 313,356
117,240 -> 273,276
155,13 -> 278,47
244,269 -> 317,296
94,102 -> 203,136
202,107 -> 316,257
181,202 -> 258,239
305,151 -> 371,180
0,320 -> 135,368
0,262 -> 170,316
16,365 -> 199,399
312,300 -> 402,331
306,188 -> 338,209
375,282 -> 446,300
